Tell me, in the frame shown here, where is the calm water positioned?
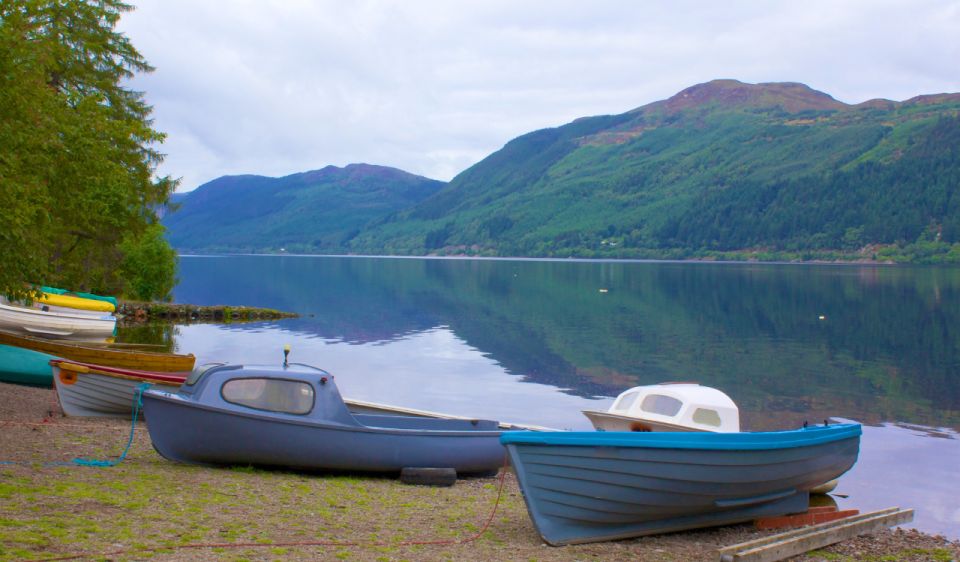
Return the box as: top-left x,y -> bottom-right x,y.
152,255 -> 959,537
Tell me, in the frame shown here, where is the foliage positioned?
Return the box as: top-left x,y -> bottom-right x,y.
163,164 -> 444,253
119,223 -> 177,301
342,83 -> 960,263
0,0 -> 177,300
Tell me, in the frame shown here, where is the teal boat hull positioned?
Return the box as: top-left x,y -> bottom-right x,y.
0,344 -> 54,387
501,424 -> 861,545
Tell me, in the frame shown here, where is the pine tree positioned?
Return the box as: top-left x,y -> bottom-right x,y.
0,0 -> 177,300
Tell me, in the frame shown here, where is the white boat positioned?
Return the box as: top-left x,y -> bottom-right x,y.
583,383 -> 839,494
52,360 -> 186,417
0,298 -> 116,340
582,382 -> 740,432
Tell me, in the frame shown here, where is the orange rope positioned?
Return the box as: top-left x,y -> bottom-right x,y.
32,456 -> 512,561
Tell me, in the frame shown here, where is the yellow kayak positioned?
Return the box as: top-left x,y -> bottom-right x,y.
37,292 -> 116,313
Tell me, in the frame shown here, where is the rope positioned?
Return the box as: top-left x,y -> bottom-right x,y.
71,383 -> 150,467
0,383 -> 150,467
32,454 -> 513,562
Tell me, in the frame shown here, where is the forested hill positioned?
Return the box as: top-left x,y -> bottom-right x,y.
164,80 -> 960,262
346,80 -> 960,262
163,164 -> 445,253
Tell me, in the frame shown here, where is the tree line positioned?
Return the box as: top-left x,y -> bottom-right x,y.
0,0 -> 176,301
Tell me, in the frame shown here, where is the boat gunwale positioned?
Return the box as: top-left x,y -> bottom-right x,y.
500,423 -> 861,450
53,361 -> 189,385
0,329 -> 194,363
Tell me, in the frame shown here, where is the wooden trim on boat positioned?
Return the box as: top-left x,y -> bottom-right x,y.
54,360 -> 187,385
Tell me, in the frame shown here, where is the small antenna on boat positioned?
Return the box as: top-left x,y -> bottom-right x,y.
283,344 -> 291,367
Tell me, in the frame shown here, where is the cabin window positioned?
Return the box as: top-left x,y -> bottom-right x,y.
692,408 -> 722,427
640,394 -> 683,417
614,391 -> 640,412
221,378 -> 314,415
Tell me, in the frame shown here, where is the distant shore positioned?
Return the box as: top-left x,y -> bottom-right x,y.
176,251 -> 905,266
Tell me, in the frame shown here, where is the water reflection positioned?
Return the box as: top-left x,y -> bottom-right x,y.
168,256 -> 960,431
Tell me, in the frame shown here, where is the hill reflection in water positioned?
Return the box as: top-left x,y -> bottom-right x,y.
171,255 -> 960,431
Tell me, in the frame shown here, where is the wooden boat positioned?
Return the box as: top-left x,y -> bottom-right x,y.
345,398 -> 554,431
500,424 -> 861,545
0,329 -> 195,387
582,383 -> 740,432
0,298 -> 116,339
52,360 -> 188,417
142,362 -> 509,476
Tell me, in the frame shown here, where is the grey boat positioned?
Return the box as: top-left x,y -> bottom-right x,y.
500,424 -> 861,545
141,362 -> 508,476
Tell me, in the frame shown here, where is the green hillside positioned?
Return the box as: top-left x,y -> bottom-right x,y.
347,80 -> 960,262
163,80 -> 960,262
163,164 -> 445,253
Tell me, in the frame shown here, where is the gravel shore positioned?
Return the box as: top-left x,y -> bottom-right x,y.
1,381 -> 957,561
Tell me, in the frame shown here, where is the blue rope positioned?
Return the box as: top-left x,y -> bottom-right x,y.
71,382 -> 152,467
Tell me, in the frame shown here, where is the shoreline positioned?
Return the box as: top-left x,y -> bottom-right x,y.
117,300 -> 298,323
175,251 -> 911,267
1,381 -> 957,561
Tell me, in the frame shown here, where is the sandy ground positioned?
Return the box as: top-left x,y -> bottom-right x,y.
0,381 -> 957,562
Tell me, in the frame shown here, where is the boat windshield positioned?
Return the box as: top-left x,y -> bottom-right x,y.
221,377 -> 315,415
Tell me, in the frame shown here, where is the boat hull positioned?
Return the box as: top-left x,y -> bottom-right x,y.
0,344 -> 53,387
53,364 -> 182,417
501,425 -> 861,545
0,329 -> 194,372
0,301 -> 115,339
143,390 -> 507,474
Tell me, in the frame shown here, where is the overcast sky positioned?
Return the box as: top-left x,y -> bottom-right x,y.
118,0 -> 960,191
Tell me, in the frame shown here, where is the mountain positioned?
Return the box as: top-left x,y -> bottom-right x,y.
163,164 -> 445,253
347,79 -> 960,262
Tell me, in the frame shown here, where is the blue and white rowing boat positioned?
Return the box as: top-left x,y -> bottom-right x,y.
500,424 -> 861,545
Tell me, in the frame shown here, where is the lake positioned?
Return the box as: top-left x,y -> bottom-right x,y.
146,255 -> 960,538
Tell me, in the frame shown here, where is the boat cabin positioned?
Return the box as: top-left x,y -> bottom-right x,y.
583,383 -> 740,432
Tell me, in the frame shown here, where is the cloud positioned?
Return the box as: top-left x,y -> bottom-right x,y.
118,0 -> 960,190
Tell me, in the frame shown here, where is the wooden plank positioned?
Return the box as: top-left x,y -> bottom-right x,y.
719,507 -> 900,556
755,509 -> 859,530
344,398 -> 557,431
717,507 -> 914,562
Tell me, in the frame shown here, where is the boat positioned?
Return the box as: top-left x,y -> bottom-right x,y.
0,298 -> 116,339
0,344 -> 55,387
500,423 -> 861,545
36,291 -> 116,313
141,361 -> 509,476
0,329 -> 195,387
582,383 -> 740,432
582,383 -> 839,494
51,360 -> 188,417
38,286 -> 118,312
